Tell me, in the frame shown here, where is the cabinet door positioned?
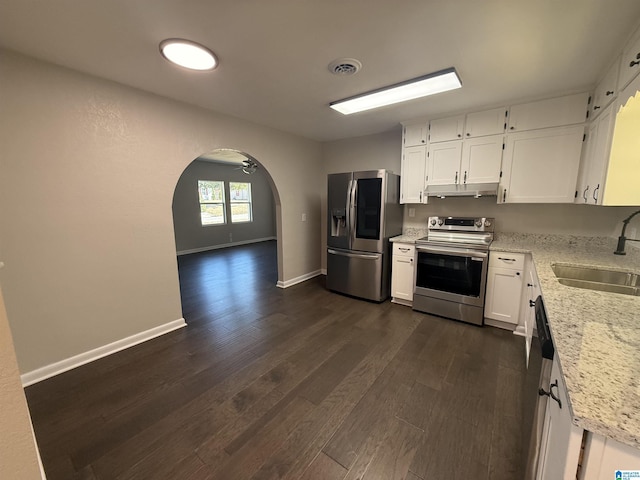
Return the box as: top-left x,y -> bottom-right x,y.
429,115 -> 465,143
484,266 -> 522,325
427,140 -> 463,185
400,146 -> 427,204
575,121 -> 598,204
403,123 -> 428,147
591,57 -> 620,119
587,104 -> 615,205
507,92 -> 589,132
618,25 -> 640,91
391,253 -> 415,302
537,357 -> 584,480
501,126 -> 584,203
464,107 -> 507,138
461,134 -> 503,184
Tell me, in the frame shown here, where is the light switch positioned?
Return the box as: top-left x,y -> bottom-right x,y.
302,213 -> 307,222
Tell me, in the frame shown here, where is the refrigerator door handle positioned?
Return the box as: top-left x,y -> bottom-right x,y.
345,179 -> 353,246
349,180 -> 358,245
327,249 -> 380,260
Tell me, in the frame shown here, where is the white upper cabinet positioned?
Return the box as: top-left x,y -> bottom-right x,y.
427,140 -> 463,185
461,134 -> 504,184
429,115 -> 465,143
591,57 -> 620,119
500,125 -> 584,203
618,24 -> 640,91
576,104 -> 615,205
403,122 -> 428,147
400,145 -> 427,204
464,107 -> 507,138
507,92 -> 590,132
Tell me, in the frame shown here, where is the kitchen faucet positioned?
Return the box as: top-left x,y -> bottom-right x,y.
614,209 -> 640,255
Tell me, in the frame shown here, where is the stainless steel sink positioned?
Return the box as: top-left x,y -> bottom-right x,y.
551,263 -> 639,296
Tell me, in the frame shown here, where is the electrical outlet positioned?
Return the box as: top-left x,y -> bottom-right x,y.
630,227 -> 637,239
302,213 -> 307,222
229,233 -> 233,242
408,208 -> 415,218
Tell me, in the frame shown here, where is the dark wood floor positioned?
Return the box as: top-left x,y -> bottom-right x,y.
26,240 -> 526,479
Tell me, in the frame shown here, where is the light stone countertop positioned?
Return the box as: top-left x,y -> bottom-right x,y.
491,233 -> 640,449
389,228 -> 427,243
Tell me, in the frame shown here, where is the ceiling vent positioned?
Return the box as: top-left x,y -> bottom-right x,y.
328,58 -> 362,76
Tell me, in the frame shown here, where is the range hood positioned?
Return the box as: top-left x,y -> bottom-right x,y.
425,182 -> 500,198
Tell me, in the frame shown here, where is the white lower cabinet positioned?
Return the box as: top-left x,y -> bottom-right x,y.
391,243 -> 415,305
484,252 -> 524,328
537,356 -> 584,480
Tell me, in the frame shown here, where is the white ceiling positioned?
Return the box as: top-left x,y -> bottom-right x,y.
1,1 -> 639,142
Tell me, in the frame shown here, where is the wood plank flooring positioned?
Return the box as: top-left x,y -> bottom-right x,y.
25,240 -> 526,479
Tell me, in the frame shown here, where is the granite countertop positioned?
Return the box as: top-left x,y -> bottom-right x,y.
389,228 -> 427,243
491,233 -> 640,449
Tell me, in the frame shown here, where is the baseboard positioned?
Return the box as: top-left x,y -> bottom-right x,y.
177,237 -> 276,256
21,318 -> 187,387
320,268 -> 327,275
276,270 -> 322,289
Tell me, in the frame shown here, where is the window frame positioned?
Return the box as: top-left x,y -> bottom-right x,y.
229,181 -> 253,224
197,180 -> 226,226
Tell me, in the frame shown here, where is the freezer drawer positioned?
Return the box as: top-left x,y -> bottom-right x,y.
326,248 -> 387,302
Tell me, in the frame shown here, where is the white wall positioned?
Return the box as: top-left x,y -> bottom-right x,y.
0,50 -> 322,374
172,160 -> 276,253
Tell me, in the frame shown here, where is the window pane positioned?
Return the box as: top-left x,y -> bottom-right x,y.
198,180 -> 224,203
200,203 -> 225,225
230,182 -> 251,202
231,203 -> 252,223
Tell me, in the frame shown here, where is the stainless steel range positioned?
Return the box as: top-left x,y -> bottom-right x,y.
413,216 -> 494,325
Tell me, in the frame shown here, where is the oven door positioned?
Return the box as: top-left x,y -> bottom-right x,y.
415,244 -> 489,307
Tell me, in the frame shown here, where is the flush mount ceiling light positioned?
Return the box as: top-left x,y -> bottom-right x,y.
159,39 -> 218,71
329,67 -> 462,115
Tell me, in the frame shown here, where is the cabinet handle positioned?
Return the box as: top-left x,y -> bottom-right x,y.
605,90 -> 614,96
455,171 -> 458,183
527,283 -> 534,287
419,191 -> 422,202
593,184 -> 600,203
509,126 -> 515,130
463,171 -> 467,184
498,257 -> 516,262
630,60 -> 640,68
399,247 -> 410,252
457,134 -> 462,138
502,189 -> 507,202
582,186 -> 589,202
466,132 -> 470,137
539,380 -> 562,409
593,105 -> 601,110
529,299 -> 536,307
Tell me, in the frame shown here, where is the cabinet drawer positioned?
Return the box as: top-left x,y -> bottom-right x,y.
393,243 -> 415,257
489,252 -> 525,269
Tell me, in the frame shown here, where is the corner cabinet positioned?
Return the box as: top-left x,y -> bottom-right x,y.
391,242 -> 415,306
500,125 -> 585,203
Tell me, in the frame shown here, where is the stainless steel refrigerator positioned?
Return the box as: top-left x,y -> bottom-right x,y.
326,170 -> 402,302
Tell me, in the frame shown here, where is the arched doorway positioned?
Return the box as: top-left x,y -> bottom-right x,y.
171,148 -> 282,323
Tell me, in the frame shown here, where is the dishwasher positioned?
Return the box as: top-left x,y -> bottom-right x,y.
522,295 -> 555,479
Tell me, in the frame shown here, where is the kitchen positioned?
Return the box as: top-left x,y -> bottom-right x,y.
2,1 -> 640,479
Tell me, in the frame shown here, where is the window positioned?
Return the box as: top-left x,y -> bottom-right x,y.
230,182 -> 252,223
198,180 -> 225,225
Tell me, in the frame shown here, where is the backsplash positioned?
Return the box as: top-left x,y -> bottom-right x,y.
402,198 -> 640,238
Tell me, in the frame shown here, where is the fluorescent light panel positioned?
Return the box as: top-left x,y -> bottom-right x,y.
330,68 -> 462,115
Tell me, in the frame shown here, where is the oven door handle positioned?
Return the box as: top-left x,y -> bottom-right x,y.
416,245 -> 488,258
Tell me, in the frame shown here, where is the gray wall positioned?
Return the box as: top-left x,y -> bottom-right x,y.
0,50 -> 322,374
172,160 -> 276,253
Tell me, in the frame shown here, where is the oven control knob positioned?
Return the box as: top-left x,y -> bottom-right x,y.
484,219 -> 492,227
475,220 -> 482,228
437,219 -> 444,226
430,219 -> 436,226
